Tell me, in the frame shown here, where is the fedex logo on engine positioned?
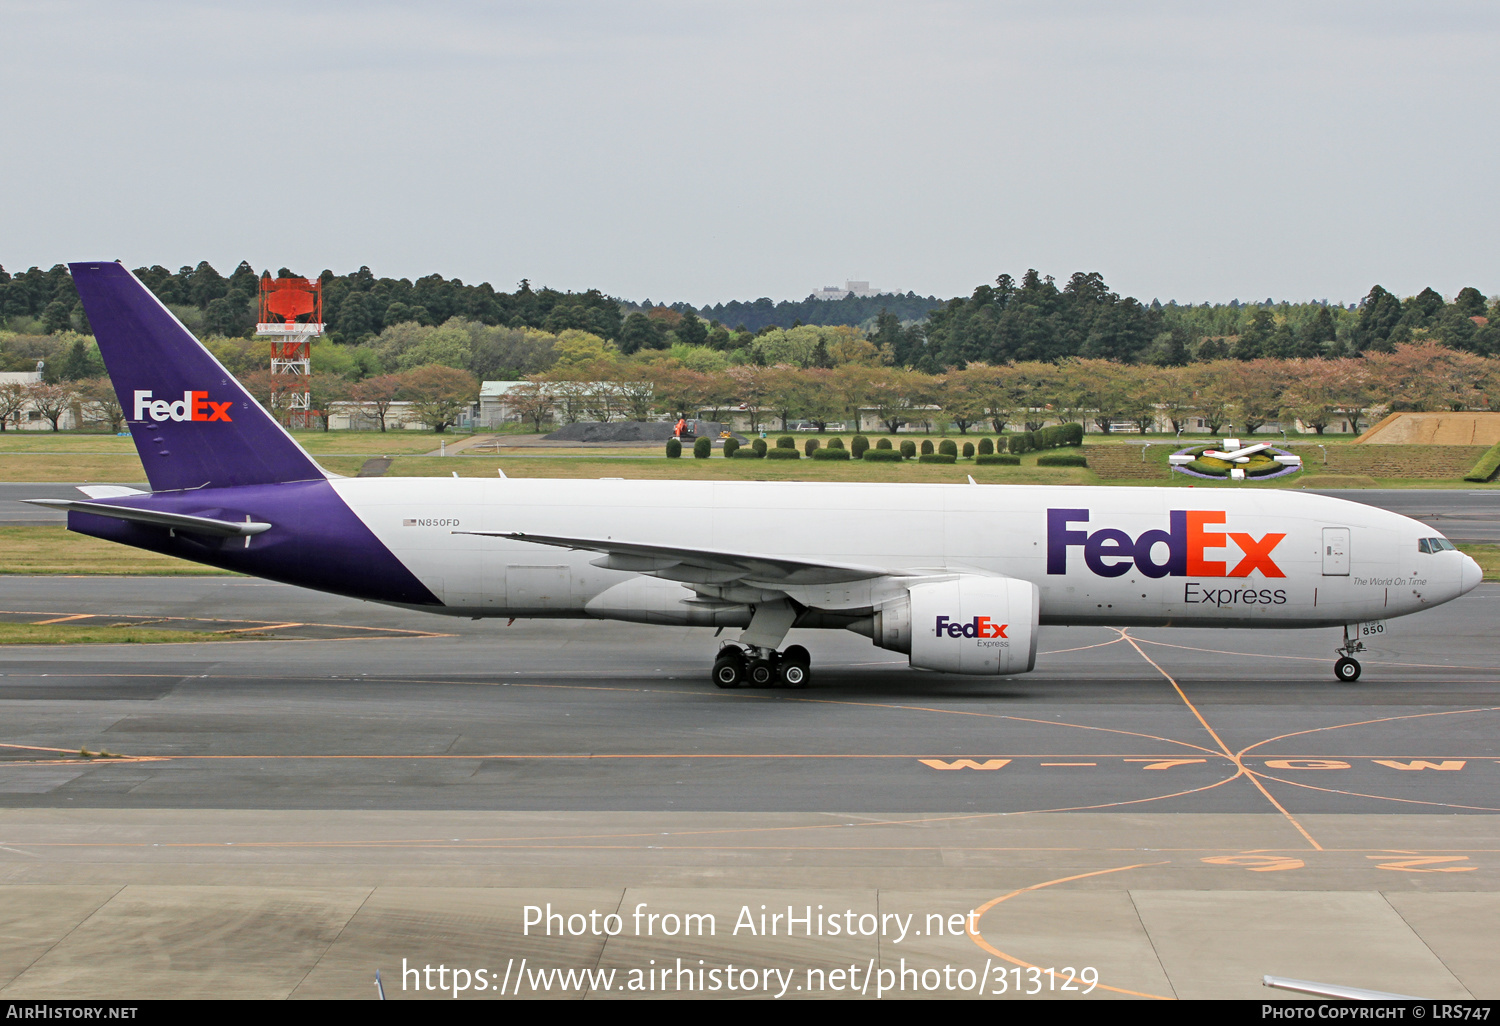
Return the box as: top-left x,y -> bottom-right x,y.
133,390 -> 233,423
1047,508 -> 1285,579
934,615 -> 1007,639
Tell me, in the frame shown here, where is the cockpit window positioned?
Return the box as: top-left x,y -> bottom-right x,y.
1418,537 -> 1455,553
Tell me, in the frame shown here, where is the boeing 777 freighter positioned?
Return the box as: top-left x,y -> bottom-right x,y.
27,262 -> 1482,687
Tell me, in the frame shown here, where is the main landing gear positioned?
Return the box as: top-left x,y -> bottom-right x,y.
1334,626 -> 1364,682
712,643 -> 811,689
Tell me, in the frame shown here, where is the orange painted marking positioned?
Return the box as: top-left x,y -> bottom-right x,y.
1202,855 -> 1305,872
1264,760 -> 1349,770
1240,708 -> 1500,760
919,758 -> 1011,771
1372,760 -> 1465,771
1125,758 -> 1207,770
1119,631 -> 1323,851
1367,856 -> 1475,873
214,622 -> 303,634
967,862 -> 1173,1000
28,614 -> 94,625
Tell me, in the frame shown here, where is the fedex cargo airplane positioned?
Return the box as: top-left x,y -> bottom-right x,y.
29,262 -> 1482,687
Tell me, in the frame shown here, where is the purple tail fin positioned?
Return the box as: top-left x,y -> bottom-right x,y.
70,261 -> 326,492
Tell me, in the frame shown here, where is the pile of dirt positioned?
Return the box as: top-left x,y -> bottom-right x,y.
1356,412 -> 1500,445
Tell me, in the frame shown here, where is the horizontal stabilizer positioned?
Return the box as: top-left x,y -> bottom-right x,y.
22,499 -> 271,538
76,485 -> 146,499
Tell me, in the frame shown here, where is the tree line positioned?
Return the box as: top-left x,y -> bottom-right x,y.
2,261 -> 1496,379
9,337 -> 1500,439
510,340 -> 1498,437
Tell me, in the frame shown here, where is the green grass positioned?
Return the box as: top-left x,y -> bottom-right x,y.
288,430 -> 466,454
0,622 -> 246,645
1457,544 -> 1500,581
6,429 -> 1500,490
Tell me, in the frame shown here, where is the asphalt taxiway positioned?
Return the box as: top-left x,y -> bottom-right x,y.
1,575 -> 1497,999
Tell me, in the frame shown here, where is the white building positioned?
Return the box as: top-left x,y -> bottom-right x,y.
811,280 -> 885,301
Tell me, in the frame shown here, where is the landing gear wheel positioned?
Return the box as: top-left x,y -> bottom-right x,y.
778,645 -> 811,688
1334,656 -> 1361,682
712,655 -> 745,688
778,660 -> 809,688
748,661 -> 775,687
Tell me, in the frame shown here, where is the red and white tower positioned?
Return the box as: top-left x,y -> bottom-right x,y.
256,275 -> 323,429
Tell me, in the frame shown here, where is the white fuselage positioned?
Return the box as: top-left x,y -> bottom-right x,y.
333,478 -> 1477,630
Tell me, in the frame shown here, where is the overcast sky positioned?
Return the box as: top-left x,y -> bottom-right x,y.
3,1 -> 1496,306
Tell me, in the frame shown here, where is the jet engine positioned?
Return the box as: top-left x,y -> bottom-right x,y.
869,575 -> 1039,675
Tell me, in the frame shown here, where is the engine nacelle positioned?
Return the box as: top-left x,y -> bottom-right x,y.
872,575 -> 1039,675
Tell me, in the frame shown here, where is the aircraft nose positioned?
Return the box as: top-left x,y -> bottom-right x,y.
1461,553 -> 1483,595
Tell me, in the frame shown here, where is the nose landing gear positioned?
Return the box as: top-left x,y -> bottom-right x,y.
711,643 -> 811,689
1334,626 -> 1364,682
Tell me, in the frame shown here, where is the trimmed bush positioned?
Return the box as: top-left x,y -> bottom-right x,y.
918,453 -> 957,464
776,435 -> 796,449
1061,422 -> 1084,446
938,439 -> 957,457
962,442 -> 975,459
1246,457 -> 1287,477
722,437 -> 740,458
693,436 -> 712,459
978,437 -> 993,455
804,438 -> 820,456
665,438 -> 682,458
1464,440 -> 1500,482
1036,453 -> 1088,468
827,436 -> 845,450
1008,433 -> 1029,455
899,440 -> 916,459
975,454 -> 1020,465
920,439 -> 934,455
751,438 -> 768,456
811,447 -> 851,460
875,437 -> 892,449
732,447 -> 764,459
863,449 -> 902,462
851,434 -> 869,459
766,447 -> 800,460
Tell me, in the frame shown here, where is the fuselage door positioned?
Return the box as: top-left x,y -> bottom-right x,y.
1322,527 -> 1350,576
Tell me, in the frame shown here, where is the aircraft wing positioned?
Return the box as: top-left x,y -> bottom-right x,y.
455,530 -> 906,586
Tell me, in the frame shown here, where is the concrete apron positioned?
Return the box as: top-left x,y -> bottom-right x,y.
0,809 -> 1494,1000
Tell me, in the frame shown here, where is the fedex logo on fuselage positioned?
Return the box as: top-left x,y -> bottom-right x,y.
133,390 -> 233,423
1047,508 -> 1285,579
934,615 -> 1007,639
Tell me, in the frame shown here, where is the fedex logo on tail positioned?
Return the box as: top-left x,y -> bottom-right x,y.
1047,508 -> 1285,579
133,390 -> 233,423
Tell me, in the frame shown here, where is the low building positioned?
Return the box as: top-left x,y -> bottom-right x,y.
0,370 -> 80,431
